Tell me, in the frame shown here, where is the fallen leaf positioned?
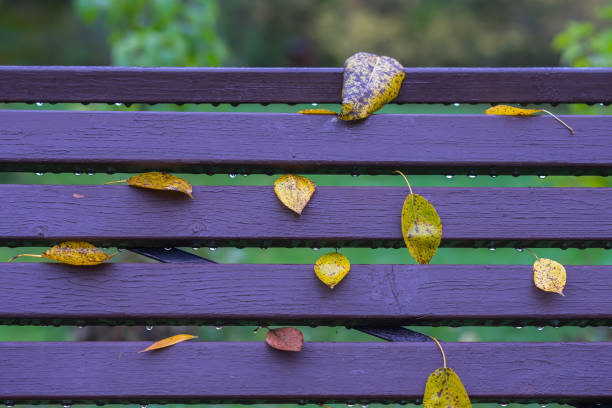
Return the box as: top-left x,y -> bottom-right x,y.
314,252 -> 350,289
7,241 -> 116,265
396,171 -> 442,264
424,336 -> 472,408
533,257 -> 566,296
274,174 -> 316,215
339,51 -> 405,121
298,109 -> 338,115
106,172 -> 193,198
72,193 -> 84,198
485,105 -> 574,134
265,327 -> 304,352
139,334 -> 198,353
424,368 -> 472,408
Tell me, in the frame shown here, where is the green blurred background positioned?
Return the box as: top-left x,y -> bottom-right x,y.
1,1 -> 612,407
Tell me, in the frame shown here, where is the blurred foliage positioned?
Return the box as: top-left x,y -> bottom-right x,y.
74,0 -> 227,66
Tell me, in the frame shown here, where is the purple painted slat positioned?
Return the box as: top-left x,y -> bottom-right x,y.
0,66 -> 611,104
1,110 -> 610,175
2,342 -> 611,402
1,263 -> 610,326
0,185 -> 610,248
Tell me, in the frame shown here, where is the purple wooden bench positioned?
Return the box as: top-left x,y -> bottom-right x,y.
1,66 -> 612,406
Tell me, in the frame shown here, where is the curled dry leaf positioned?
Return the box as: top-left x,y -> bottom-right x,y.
314,252 -> 350,289
8,241 -> 116,266
396,171 -> 442,264
265,327 -> 304,352
424,368 -> 472,408
339,51 -> 405,121
139,334 -> 198,353
72,193 -> 84,198
274,174 -> 316,215
533,257 -> 566,296
297,109 -> 338,115
106,172 -> 193,198
485,105 -> 574,134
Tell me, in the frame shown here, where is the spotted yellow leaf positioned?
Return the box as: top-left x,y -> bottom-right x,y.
396,171 -> 442,264
8,241 -> 116,265
298,109 -> 338,115
106,172 -> 193,198
485,105 -> 574,134
274,174 -> 316,215
424,368 -> 472,408
533,257 -> 566,296
339,52 -> 405,121
139,334 -> 197,353
314,252 -> 350,289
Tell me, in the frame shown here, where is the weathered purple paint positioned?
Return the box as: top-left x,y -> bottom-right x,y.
1,263 -> 610,326
1,110 -> 610,175
0,184 -> 610,248
0,66 -> 611,104
2,342 -> 611,402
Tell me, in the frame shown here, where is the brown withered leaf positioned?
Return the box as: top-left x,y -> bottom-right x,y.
314,252 -> 350,289
485,105 -> 574,134
106,172 -> 193,198
297,109 -> 338,115
339,52 -> 405,121
8,241 -> 116,266
139,334 -> 198,353
265,327 -> 304,352
274,174 -> 316,215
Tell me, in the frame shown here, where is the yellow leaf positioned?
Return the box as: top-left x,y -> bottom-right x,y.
339,52 -> 405,121
424,368 -> 472,408
265,327 -> 304,352
8,241 -> 116,266
106,172 -> 193,198
314,252 -> 350,289
485,105 -> 542,115
274,174 -> 316,215
139,334 -> 197,353
396,171 -> 442,264
485,105 -> 574,134
297,109 -> 338,115
533,257 -> 566,296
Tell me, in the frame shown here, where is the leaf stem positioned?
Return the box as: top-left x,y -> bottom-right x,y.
429,336 -> 446,368
541,110 -> 575,135
7,254 -> 43,262
525,248 -> 539,260
394,170 -> 413,195
103,180 -> 128,185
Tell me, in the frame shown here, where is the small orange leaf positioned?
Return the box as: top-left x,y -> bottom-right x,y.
485,105 -> 574,134
8,241 -> 116,266
265,327 -> 304,352
106,172 -> 193,198
72,193 -> 85,198
139,334 -> 198,353
297,109 -> 338,115
274,174 -> 316,215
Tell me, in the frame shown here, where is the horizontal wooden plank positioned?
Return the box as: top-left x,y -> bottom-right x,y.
2,342 -> 611,403
1,110 -> 610,175
1,66 -> 611,104
1,185 -> 611,248
1,263 -> 610,326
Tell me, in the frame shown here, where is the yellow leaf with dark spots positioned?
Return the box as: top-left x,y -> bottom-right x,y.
8,241 -> 116,266
314,252 -> 350,289
298,109 -> 338,115
106,172 -> 193,198
424,368 -> 472,408
139,334 -> 197,353
485,105 -> 574,134
339,52 -> 405,121
533,257 -> 566,295
274,174 -> 316,215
